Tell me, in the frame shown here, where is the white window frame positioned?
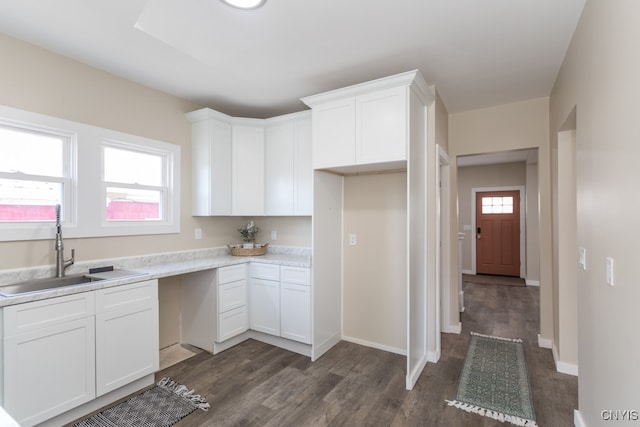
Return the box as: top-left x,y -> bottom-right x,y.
0,116 -> 77,241
100,139 -> 177,230
0,105 -> 180,242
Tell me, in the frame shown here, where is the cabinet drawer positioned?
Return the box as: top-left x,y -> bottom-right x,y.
4,292 -> 95,337
218,264 -> 246,285
95,280 -> 157,314
250,262 -> 280,281
281,266 -> 310,285
218,280 -> 247,313
217,306 -> 248,342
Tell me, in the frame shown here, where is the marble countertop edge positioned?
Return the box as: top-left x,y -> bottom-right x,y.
0,246 -> 311,307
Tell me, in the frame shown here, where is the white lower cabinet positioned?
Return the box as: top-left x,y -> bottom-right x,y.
249,278 -> 280,335
280,282 -> 311,344
95,280 -> 159,397
4,317 -> 95,426
3,292 -> 96,427
249,263 -> 310,344
2,280 -> 159,427
217,264 -> 248,341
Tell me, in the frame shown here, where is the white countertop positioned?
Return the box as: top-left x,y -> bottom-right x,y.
0,247 -> 311,308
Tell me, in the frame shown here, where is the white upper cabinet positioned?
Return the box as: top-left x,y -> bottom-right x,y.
302,70 -> 432,173
265,112 -> 312,216
356,86 -> 407,164
232,121 -> 265,216
188,110 -> 232,216
310,98 -> 356,169
188,109 -> 311,216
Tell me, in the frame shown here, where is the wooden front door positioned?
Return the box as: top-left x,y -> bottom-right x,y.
476,190 -> 520,276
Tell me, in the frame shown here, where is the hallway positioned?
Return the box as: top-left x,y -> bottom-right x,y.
422,281 -> 579,425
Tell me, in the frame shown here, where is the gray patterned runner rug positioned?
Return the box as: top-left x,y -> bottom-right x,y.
74,378 -> 209,427
446,332 -> 537,426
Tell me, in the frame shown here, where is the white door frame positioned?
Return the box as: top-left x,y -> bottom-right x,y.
471,186 -> 526,278
436,145 -> 451,344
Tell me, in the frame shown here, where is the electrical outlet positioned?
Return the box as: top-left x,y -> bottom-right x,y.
195,228 -> 202,240
349,233 -> 357,245
271,230 -> 277,240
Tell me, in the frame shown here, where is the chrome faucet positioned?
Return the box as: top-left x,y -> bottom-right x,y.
55,204 -> 74,277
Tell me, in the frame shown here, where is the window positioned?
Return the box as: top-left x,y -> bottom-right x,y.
0,104 -> 180,241
0,123 -> 73,223
481,196 -> 514,214
103,144 -> 166,222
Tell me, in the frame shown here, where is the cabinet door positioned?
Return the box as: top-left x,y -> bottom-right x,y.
192,118 -> 232,215
312,98 -> 356,169
218,306 -> 248,342
232,124 -> 265,215
293,118 -> 312,215
218,263 -> 246,285
249,278 -> 280,336
356,86 -> 407,164
218,280 -> 247,313
95,280 -> 159,397
280,283 -> 311,344
95,302 -> 159,396
4,317 -> 96,426
265,124 -> 295,215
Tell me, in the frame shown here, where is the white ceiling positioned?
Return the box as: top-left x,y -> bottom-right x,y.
0,0 -> 585,118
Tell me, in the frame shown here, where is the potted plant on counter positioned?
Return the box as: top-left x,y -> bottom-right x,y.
228,221 -> 268,256
238,220 -> 259,245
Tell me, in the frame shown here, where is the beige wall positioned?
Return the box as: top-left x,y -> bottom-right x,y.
449,97 -> 552,341
457,162 -> 526,272
0,33 -> 311,269
343,172 -> 407,353
549,0 -> 640,422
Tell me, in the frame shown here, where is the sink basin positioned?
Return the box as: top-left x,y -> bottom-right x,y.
0,274 -> 105,297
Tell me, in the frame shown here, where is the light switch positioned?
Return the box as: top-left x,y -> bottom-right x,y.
606,257 -> 614,286
349,233 -> 357,245
578,247 -> 586,270
271,230 -> 277,240
195,228 -> 202,240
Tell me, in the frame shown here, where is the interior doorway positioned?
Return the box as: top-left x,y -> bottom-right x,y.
475,190 -> 521,276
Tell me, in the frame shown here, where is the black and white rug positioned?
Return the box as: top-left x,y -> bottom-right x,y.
74,378 -> 209,427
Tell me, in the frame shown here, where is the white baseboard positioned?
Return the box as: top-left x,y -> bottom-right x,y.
250,331 -> 312,358
427,349 -> 440,363
342,335 -> 406,356
538,334 -> 553,349
311,332 -> 341,361
574,409 -> 587,427
526,279 -> 540,286
462,269 -> 473,275
443,322 -> 462,334
406,354 -> 428,390
552,342 -> 579,376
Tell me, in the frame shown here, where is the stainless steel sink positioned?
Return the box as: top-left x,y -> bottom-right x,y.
0,274 -> 105,297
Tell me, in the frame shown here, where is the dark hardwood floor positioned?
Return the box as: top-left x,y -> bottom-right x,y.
74,281 -> 579,426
